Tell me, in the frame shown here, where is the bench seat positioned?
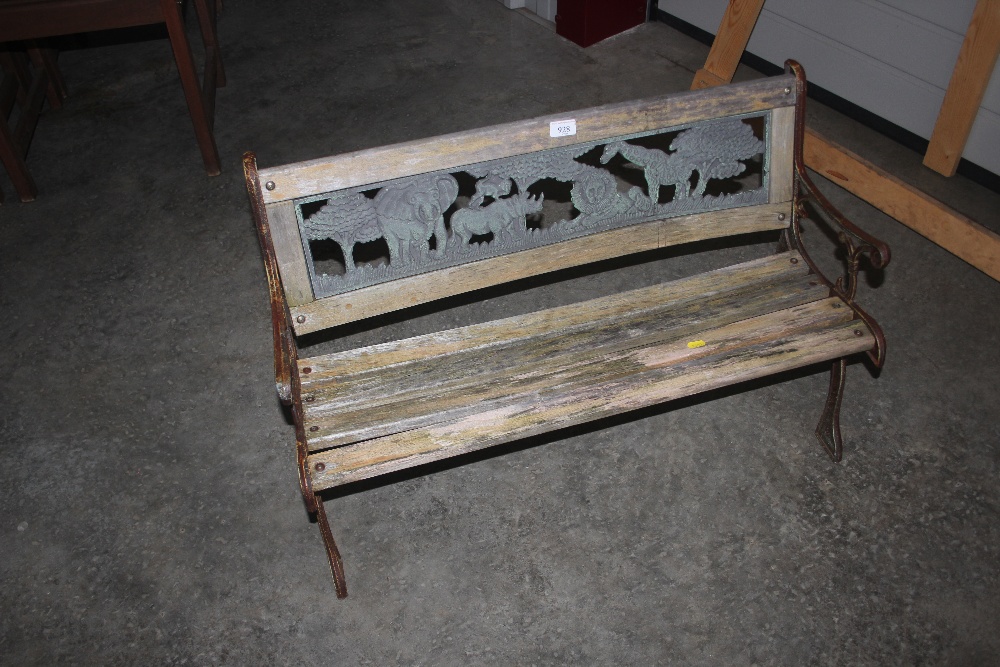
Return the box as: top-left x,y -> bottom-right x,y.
302,250 -> 874,491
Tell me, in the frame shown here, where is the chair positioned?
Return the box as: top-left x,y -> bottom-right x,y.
0,45 -> 66,202
0,0 -> 225,193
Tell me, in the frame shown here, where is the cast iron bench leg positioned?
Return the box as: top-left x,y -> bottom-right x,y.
816,357 -> 847,462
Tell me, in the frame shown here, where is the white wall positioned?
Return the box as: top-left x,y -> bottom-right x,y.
664,0 -> 1000,175
496,0 -> 557,23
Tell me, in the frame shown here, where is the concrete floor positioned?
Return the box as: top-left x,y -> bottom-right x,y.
2,1 -> 999,664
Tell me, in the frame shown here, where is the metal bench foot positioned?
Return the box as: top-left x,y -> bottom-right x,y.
816,357 -> 847,462
315,498 -> 348,599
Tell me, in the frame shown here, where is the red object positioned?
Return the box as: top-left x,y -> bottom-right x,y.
556,0 -> 648,48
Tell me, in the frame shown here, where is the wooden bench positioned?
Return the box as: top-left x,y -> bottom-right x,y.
243,61 -> 889,599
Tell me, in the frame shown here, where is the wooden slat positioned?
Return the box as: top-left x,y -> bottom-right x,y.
768,105 -> 795,203
690,0 -> 766,91
922,0 -> 1000,177
290,201 -> 791,333
805,128 -> 1000,282
300,250 -> 810,383
301,270 -> 829,450
308,304 -> 872,490
257,75 -> 796,204
265,201 -> 313,306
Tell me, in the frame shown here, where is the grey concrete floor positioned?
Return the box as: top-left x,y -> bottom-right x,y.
2,1 -> 999,664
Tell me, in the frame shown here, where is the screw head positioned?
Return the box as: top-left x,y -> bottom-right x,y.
784,87 -> 792,94
296,314 -> 306,324
309,425 -> 319,432
790,257 -> 799,264
302,367 -> 312,374
314,462 -> 326,472
777,213 -> 786,221
305,395 -> 315,403
854,329 -> 864,337
265,181 -> 276,191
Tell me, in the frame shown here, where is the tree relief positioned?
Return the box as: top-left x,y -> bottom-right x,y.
298,115 -> 769,298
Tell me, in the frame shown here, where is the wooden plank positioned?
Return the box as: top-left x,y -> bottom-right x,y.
290,201 -> 791,333
265,201 -> 313,306
308,307 -> 872,490
299,250 -> 811,383
257,75 -> 796,204
768,105 -> 795,204
805,128 -> 1000,282
299,257 -> 817,405
302,274 -> 829,450
923,0 -> 1000,177
690,0 -> 766,91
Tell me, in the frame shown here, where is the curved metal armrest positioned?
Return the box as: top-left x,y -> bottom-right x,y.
794,168 -> 891,300
784,60 -> 891,369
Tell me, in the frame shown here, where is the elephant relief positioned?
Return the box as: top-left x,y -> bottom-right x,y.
373,174 -> 460,266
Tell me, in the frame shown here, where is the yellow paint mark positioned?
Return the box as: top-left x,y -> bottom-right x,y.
687,340 -> 707,349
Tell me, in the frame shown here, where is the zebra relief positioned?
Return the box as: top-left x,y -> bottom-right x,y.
600,141 -> 691,203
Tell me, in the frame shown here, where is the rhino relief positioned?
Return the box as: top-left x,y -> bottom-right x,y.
451,192 -> 544,246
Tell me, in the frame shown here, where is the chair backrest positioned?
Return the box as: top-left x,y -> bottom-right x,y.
244,71 -> 799,337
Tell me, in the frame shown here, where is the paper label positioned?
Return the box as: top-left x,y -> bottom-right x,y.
549,119 -> 577,138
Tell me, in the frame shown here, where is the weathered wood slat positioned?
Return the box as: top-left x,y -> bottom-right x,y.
300,250 -> 807,380
304,284 -> 834,450
258,74 -> 796,204
306,296 -> 852,450
299,251 -> 809,393
303,272 -> 824,417
266,201 -> 313,307
300,256 -> 829,444
768,105 -> 796,204
290,202 -> 791,334
309,310 -> 872,490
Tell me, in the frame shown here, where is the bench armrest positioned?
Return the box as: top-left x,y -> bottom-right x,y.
785,60 -> 891,368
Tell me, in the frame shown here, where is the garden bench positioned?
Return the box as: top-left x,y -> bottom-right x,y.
243,61 -> 889,598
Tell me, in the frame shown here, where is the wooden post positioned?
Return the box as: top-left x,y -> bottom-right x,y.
806,129 -> 1000,281
686,0 -> 1000,282
690,0 -> 765,90
922,0 -> 1000,177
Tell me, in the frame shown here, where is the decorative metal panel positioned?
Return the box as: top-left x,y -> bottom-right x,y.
296,113 -> 772,298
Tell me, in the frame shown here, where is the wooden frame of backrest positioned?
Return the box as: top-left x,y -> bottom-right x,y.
246,72 -> 799,338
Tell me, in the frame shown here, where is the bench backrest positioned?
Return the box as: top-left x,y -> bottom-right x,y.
245,71 -> 800,337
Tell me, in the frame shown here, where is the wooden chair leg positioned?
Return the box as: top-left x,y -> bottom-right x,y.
815,357 -> 847,462
0,51 -> 43,203
0,115 -> 39,202
160,0 -> 221,176
28,45 -> 68,110
0,51 -> 32,106
193,0 -> 226,87
314,497 -> 349,599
